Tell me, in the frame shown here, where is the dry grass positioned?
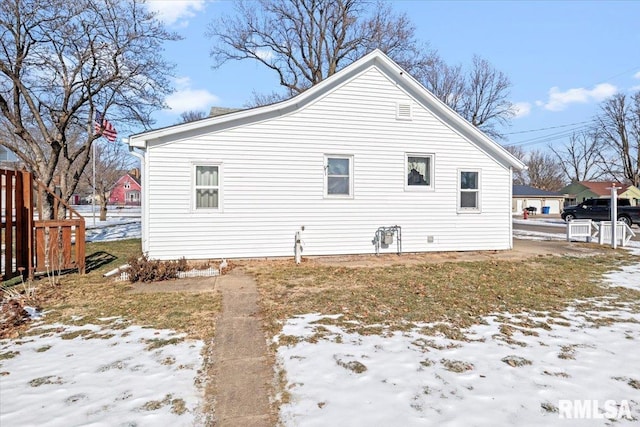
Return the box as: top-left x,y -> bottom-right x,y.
11,239 -> 221,341
246,251 -> 640,337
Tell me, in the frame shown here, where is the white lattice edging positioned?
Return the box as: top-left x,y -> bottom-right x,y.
177,268 -> 220,278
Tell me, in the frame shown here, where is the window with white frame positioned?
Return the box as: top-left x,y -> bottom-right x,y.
459,170 -> 480,211
325,155 -> 353,197
194,164 -> 220,209
406,154 -> 433,190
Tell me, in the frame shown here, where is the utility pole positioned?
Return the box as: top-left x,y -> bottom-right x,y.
607,184 -> 618,249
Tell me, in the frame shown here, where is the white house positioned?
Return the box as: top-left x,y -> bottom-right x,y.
128,50 -> 524,260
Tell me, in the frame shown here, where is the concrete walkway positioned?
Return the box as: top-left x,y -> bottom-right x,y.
212,271 -> 272,427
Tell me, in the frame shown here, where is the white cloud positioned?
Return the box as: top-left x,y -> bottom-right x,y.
146,0 -> 205,27
631,85 -> 640,92
541,83 -> 617,112
634,71 -> 640,79
255,48 -> 274,61
511,102 -> 531,118
165,77 -> 219,114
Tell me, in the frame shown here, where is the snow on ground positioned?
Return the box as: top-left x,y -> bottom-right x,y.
0,321 -> 204,427
85,219 -> 141,242
276,263 -> 640,426
513,217 -> 567,227
72,205 -> 141,242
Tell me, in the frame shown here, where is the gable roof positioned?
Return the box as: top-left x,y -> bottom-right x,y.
578,181 -> 630,196
560,181 -> 633,197
115,172 -> 141,187
128,50 -> 524,171
513,185 -> 562,197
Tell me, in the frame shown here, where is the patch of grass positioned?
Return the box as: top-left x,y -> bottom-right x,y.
501,355 -> 532,367
613,376 -> 640,390
19,239 -> 221,341
60,329 -> 94,340
420,359 -> 434,368
543,370 -> 570,378
141,394 -> 172,411
558,345 -> 577,360
35,345 -> 51,353
334,357 -> 367,374
0,350 -> 19,360
144,337 -> 184,351
247,252 -> 639,337
440,359 -> 474,373
29,375 -> 64,387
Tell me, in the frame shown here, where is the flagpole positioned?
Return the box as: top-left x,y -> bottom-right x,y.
92,140 -> 96,226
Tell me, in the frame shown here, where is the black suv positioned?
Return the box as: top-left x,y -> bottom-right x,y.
561,198 -> 640,226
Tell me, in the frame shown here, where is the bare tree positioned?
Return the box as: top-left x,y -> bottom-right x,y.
208,0 -> 513,138
505,146 -> 564,190
244,90 -> 290,108
179,110 -> 208,123
524,150 -> 566,191
550,131 -> 608,183
504,145 -> 527,185
594,92 -> 640,186
0,0 -> 176,217
207,0 -> 431,96
459,56 -> 513,139
416,56 -> 466,114
80,142 -> 136,221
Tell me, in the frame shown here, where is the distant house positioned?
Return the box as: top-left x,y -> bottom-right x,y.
128,50 -> 524,260
109,172 -> 141,206
512,185 -> 565,214
560,181 -> 640,206
0,146 -> 19,168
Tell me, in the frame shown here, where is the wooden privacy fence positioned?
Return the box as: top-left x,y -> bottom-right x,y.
1,169 -> 33,281
1,169 -> 85,281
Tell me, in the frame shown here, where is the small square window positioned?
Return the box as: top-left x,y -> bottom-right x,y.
325,155 -> 353,197
405,154 -> 434,191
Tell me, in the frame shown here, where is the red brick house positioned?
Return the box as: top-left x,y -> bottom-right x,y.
109,172 -> 141,206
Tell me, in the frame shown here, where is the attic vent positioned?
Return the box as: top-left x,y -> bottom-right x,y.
397,103 -> 412,120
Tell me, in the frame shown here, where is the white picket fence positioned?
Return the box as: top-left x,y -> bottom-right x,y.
566,219 -> 636,247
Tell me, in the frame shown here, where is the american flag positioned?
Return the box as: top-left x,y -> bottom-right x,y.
94,111 -> 117,142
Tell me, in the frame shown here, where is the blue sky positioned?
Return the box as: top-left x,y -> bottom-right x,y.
146,0 -> 640,150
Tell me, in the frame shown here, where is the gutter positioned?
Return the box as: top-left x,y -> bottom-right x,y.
127,141 -> 148,254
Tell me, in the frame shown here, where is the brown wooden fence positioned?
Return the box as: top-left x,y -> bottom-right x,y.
1,169 -> 85,281
33,180 -> 85,275
1,169 -> 33,281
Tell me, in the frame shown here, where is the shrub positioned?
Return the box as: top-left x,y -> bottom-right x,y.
127,255 -> 189,283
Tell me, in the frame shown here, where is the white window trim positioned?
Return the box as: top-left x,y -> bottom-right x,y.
405,153 -> 435,191
457,169 -> 481,213
324,154 -> 354,199
191,162 -> 223,213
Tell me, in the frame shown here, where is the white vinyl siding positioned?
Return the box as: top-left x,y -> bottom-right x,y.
143,67 -> 513,260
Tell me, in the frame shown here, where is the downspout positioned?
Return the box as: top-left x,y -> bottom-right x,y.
128,143 -> 148,254
508,167 -> 514,249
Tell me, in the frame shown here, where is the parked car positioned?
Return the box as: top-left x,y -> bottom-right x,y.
561,198 -> 640,226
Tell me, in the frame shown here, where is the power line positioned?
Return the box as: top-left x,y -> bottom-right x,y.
505,124 -> 592,148
503,120 -> 593,135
